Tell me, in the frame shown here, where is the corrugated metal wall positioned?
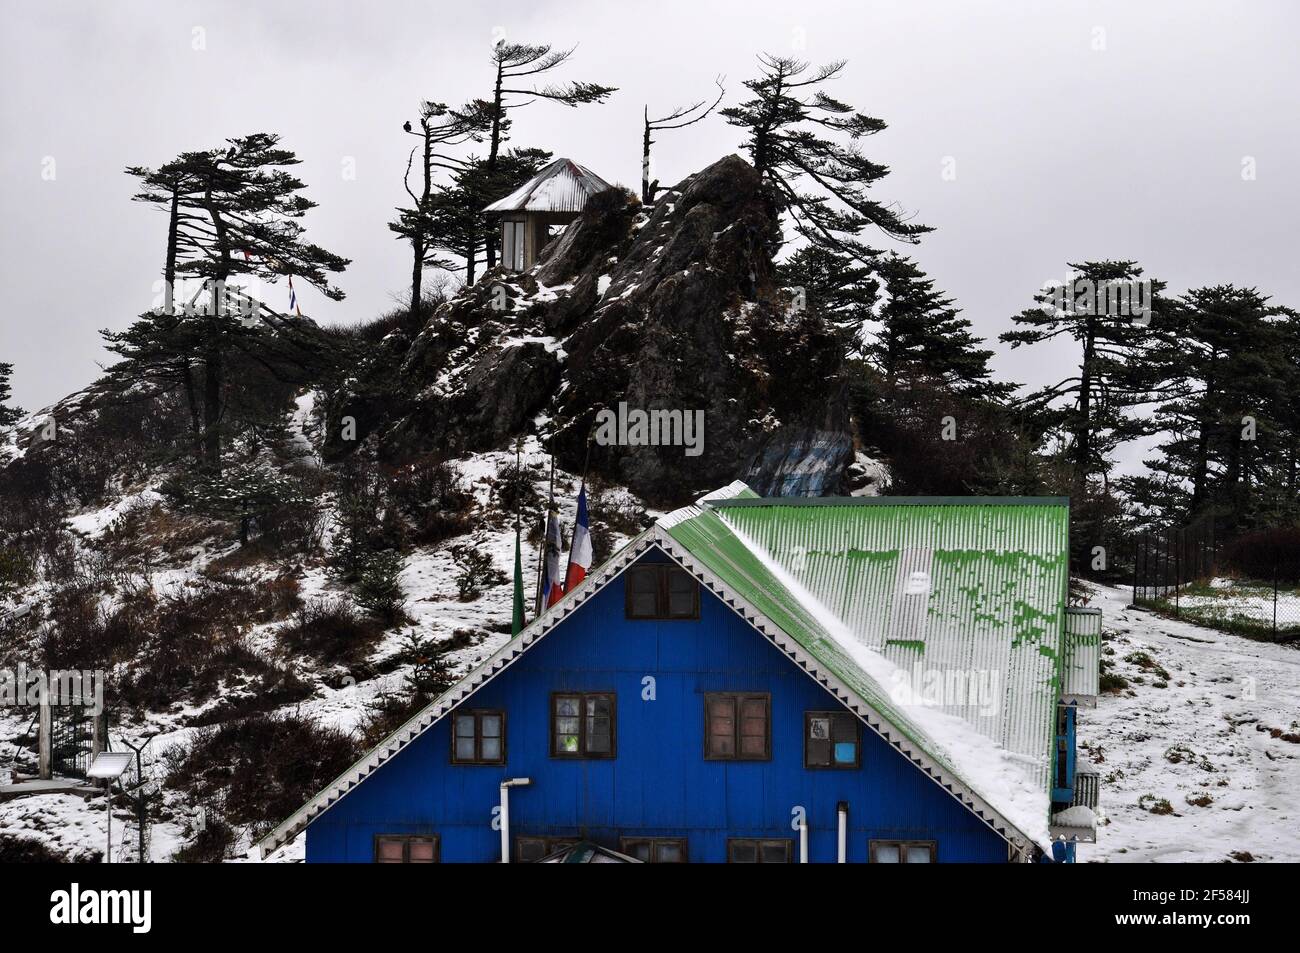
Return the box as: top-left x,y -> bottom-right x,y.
1062,607 -> 1101,699
716,502 -> 1070,790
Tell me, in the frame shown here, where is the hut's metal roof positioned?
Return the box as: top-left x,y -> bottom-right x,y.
257,485 -> 1081,859
482,157 -> 613,214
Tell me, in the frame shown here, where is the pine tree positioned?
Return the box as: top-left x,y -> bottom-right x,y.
180,460 -> 311,545
355,551 -> 407,623
421,147 -> 552,285
0,363 -> 22,427
778,244 -> 879,353
1136,285 -> 1297,528
999,260 -> 1166,497
722,55 -> 930,259
110,135 -> 349,473
389,100 -> 491,318
870,254 -> 1011,405
481,41 -> 616,269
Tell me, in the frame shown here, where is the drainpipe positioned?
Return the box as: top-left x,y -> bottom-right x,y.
499,778 -> 531,863
837,802 -> 848,863
798,815 -> 809,864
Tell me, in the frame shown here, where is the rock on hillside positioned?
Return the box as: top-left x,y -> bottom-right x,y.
328,154 -> 854,505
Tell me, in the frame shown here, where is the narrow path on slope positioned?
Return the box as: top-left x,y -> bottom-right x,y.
1082,584 -> 1300,863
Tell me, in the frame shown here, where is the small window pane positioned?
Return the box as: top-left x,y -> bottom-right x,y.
708,696 -> 736,757
627,569 -> 658,618
906,845 -> 933,864
731,841 -> 758,863
655,842 -> 685,864
454,715 -> 475,737
408,838 -> 436,863
625,840 -> 651,862
759,841 -> 790,864
666,569 -> 697,617
454,736 -> 477,760
876,844 -> 901,863
481,714 -> 502,738
586,696 -> 612,754
480,736 -> 502,761
517,838 -> 546,863
739,697 -> 767,756
376,838 -> 405,863
834,742 -> 857,764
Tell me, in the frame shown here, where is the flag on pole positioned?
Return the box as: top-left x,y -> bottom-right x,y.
542,508 -> 565,608
511,521 -> 526,636
288,275 -> 301,317
564,486 -> 592,592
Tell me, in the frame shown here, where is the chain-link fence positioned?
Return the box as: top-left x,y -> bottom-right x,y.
1133,514 -> 1300,641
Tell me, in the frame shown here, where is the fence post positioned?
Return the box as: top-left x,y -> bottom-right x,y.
1274,562 -> 1279,639
1132,535 -> 1140,606
1175,528 -> 1182,615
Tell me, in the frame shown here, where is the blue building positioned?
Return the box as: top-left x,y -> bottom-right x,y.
259,484 -> 1100,863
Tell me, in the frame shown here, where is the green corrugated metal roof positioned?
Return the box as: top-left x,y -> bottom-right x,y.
665,505 -> 957,762
663,494 -> 1074,848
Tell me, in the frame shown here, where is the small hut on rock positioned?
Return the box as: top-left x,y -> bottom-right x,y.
484,158 -> 613,272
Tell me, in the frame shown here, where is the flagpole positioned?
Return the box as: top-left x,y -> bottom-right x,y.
511,438 -> 526,636
563,423 -> 595,587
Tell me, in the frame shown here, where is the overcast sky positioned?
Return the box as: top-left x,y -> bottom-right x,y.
3,0 -> 1297,474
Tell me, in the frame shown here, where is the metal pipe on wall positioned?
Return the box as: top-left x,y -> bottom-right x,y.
837,802 -> 848,863
498,778 -> 531,863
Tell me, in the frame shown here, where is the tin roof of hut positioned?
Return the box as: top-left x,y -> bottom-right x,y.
482,158 -> 613,214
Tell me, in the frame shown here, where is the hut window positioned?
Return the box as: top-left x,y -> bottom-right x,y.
515,835 -> 578,862
620,837 -> 688,863
727,839 -> 793,863
502,219 -> 525,271
870,840 -> 936,863
625,565 -> 699,620
704,693 -> 770,760
551,692 -> 616,758
450,709 -> 505,764
374,835 -> 438,863
804,711 -> 860,768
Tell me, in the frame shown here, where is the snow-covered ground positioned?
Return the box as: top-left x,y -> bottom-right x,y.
1164,576 -> 1300,631
1080,583 -> 1300,863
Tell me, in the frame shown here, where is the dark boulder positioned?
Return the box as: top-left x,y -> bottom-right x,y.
370,154 -> 852,505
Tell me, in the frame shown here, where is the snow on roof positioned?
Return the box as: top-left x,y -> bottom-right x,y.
482,158 -> 613,214
257,487 -> 1073,859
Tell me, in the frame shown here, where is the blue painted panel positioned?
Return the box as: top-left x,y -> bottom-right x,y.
306,549 -> 1010,863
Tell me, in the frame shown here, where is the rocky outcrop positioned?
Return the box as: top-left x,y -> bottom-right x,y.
357,154 -> 853,504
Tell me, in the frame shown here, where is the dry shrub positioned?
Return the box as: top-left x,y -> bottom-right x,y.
164,712 -> 360,839
277,597 -> 387,667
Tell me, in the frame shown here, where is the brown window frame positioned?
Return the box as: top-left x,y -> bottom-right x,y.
373,834 -> 439,863
550,691 -> 617,759
703,692 -> 771,761
727,838 -> 794,863
624,564 -> 700,620
450,708 -> 506,765
869,840 -> 937,864
515,835 -> 579,863
804,710 -> 861,769
619,836 -> 689,863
